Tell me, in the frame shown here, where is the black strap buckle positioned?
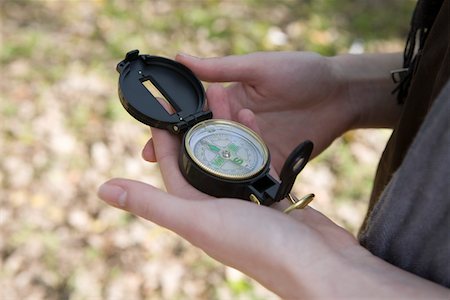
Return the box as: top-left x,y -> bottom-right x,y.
390,68 -> 409,83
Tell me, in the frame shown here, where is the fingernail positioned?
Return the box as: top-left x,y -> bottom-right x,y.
177,52 -> 197,59
97,183 -> 127,207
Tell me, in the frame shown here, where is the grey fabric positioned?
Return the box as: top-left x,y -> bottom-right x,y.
359,80 -> 450,287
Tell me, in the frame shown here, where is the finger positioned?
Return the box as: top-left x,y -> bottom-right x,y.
176,52 -> 261,83
150,127 -> 210,199
237,108 -> 262,136
155,96 -> 176,114
205,83 -> 232,119
151,127 -> 180,171
97,178 -> 203,235
97,178 -> 265,253
97,178 -> 310,291
150,127 -> 186,188
98,178 -> 349,247
142,138 -> 156,162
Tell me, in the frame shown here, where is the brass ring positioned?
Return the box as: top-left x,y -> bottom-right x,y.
283,193 -> 315,214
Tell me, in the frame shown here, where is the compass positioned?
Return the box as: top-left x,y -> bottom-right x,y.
117,50 -> 313,207
185,119 -> 268,180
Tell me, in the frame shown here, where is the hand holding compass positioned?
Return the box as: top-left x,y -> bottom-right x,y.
117,50 -> 314,209
99,51 -> 432,299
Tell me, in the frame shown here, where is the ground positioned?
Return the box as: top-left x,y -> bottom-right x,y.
1,1 -> 414,299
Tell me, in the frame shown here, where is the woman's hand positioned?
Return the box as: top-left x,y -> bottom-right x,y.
98,127 -> 359,299
98,127 -> 448,299
98,51 -> 446,298
144,52 -> 403,172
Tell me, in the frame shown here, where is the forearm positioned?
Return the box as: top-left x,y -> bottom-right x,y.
284,244 -> 449,299
330,248 -> 448,299
330,52 -> 404,129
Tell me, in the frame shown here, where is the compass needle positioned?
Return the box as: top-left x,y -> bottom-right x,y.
207,143 -> 221,153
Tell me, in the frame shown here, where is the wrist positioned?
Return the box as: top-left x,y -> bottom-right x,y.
284,243 -> 449,299
329,53 -> 403,129
280,241 -> 368,299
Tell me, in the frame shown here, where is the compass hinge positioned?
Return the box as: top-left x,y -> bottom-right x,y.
116,50 -> 140,74
171,111 -> 213,134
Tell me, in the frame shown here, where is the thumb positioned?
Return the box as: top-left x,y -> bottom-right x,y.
97,179 -> 254,257
97,178 -> 203,236
96,179 -> 301,280
96,178 -> 290,265
175,52 -> 261,83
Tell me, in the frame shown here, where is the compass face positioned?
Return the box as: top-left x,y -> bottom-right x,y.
184,119 -> 269,180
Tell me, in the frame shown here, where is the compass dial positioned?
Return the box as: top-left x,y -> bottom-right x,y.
185,119 -> 269,180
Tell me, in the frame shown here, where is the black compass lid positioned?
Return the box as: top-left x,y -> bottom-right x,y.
117,50 -> 212,134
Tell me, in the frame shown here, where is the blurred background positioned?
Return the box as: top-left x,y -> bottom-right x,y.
1,0 -> 415,299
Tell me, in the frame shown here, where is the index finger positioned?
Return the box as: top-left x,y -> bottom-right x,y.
175,53 -> 262,83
